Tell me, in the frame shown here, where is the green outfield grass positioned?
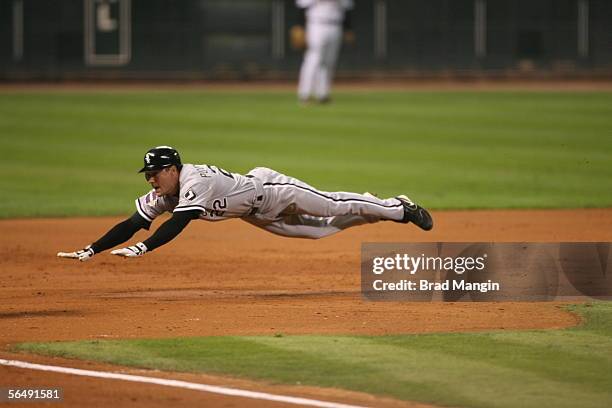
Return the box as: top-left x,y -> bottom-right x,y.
1,90 -> 611,217
14,303 -> 612,408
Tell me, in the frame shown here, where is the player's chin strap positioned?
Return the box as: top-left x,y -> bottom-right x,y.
246,175 -> 264,215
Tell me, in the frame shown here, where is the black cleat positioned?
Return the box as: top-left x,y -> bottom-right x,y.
396,195 -> 433,231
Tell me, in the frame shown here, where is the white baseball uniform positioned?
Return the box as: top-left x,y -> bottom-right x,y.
297,0 -> 353,102
136,164 -> 404,239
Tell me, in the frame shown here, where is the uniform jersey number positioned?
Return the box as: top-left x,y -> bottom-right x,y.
212,198 -> 227,216
206,165 -> 234,180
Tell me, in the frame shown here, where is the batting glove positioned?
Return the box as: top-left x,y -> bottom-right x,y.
57,245 -> 95,262
111,242 -> 148,258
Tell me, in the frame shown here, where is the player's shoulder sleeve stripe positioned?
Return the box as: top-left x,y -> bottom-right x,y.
173,204 -> 206,213
135,198 -> 154,222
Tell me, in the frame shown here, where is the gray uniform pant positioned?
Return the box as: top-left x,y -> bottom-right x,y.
243,167 -> 404,239
298,22 -> 342,101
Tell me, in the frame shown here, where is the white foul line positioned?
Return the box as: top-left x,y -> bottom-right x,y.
0,359 -> 367,408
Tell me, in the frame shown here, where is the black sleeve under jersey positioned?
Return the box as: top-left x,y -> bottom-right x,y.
90,212 -> 151,254
297,7 -> 306,26
343,10 -> 353,31
142,210 -> 201,252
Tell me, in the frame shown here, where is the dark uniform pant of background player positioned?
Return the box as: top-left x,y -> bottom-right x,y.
57,146 -> 432,261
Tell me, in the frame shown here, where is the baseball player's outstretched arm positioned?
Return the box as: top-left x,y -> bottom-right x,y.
142,210 -> 200,251
57,212 -> 150,261
110,210 -> 201,258
90,212 -> 151,252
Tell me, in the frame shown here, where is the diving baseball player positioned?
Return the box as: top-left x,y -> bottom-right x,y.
295,0 -> 354,103
58,146 -> 432,261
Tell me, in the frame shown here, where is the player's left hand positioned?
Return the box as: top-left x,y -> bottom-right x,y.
343,30 -> 355,45
290,25 -> 306,50
111,242 -> 148,258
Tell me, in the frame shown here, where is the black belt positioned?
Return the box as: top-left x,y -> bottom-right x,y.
249,195 -> 264,215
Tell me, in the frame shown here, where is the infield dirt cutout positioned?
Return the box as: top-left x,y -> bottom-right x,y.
1,209 -> 611,407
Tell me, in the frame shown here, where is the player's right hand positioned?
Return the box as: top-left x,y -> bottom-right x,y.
57,245 -> 95,262
343,30 -> 355,45
110,242 -> 147,258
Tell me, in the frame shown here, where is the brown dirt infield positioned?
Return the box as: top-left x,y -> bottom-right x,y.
1,208 -> 611,407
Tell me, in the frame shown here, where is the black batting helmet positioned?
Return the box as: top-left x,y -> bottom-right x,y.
138,146 -> 182,173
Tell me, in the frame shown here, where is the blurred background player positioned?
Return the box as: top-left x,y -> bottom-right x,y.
292,0 -> 355,104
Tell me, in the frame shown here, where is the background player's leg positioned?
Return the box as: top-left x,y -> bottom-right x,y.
298,50 -> 318,101
298,24 -> 324,101
315,26 -> 342,101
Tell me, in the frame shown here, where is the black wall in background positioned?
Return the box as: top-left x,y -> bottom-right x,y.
1,0 -> 610,80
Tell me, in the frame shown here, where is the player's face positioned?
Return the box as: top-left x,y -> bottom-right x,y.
145,167 -> 179,197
